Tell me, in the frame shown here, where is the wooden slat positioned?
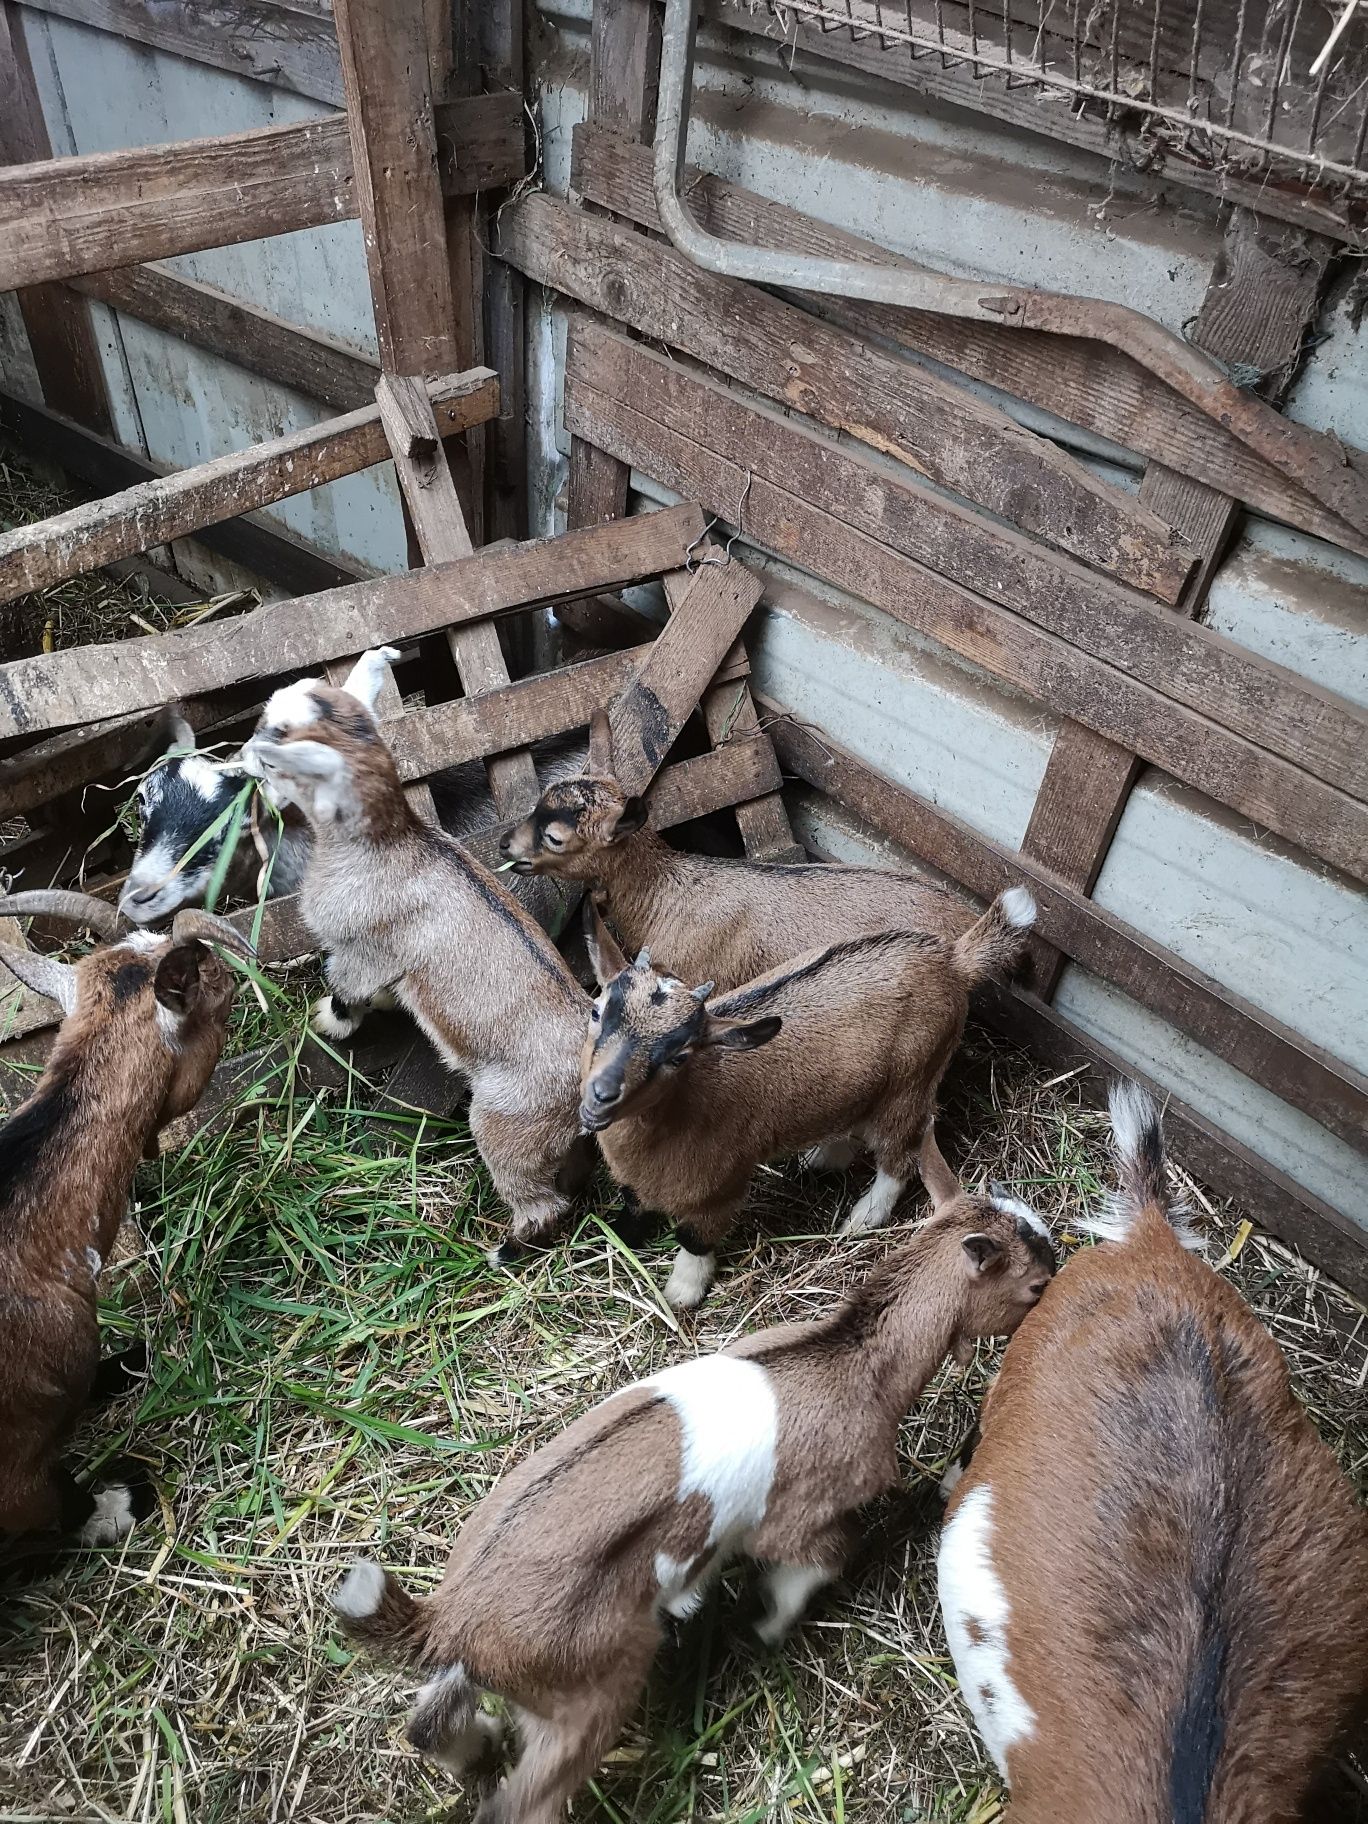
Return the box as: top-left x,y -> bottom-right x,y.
571,126 -> 1368,559
562,333 -> 1368,887
14,0 -> 345,104
479,0 -> 527,556
0,93 -> 522,292
498,193 -> 1195,604
768,710 -> 1368,1158
0,368 -> 498,606
0,501 -> 705,738
72,264 -> 378,412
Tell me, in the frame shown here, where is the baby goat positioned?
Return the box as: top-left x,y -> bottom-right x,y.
332,1173 -> 1054,1824
500,709 -> 969,997
938,1082 -> 1368,1824
0,891 -> 243,1544
580,885 -> 1036,1307
241,650 -> 591,1257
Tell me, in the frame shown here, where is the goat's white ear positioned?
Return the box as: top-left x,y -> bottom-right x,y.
962,1233 -> 1003,1275
0,944 -> 78,1016
583,895 -> 628,987
587,706 -> 615,776
164,712 -> 196,753
341,646 -> 400,711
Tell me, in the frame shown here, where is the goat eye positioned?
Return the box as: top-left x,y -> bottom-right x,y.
543,829 -> 565,849
589,1005 -> 601,1024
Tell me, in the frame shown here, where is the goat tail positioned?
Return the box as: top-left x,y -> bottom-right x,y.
950,885 -> 1037,987
1100,1079 -> 1200,1250
332,1558 -> 432,1665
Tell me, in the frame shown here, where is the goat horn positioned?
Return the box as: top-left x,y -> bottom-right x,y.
633,946 -> 652,971
691,980 -> 715,1002
170,908 -> 257,959
0,890 -> 122,938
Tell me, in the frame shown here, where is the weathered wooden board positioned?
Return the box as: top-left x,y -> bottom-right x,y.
72,263 -> 378,412
563,336 -> 1368,886
498,194 -> 1195,604
0,369 -> 498,606
571,126 -> 1368,558
0,502 -> 705,738
769,711 -> 1368,1158
0,93 -> 522,292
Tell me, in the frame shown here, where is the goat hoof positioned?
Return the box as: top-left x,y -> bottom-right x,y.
77,1466 -> 154,1547
90,1343 -> 150,1405
664,1251 -> 715,1310
311,995 -> 361,1040
487,1239 -> 525,1271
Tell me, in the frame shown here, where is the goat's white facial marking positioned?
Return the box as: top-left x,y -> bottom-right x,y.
646,1355 -> 778,1552
254,678 -> 325,737
937,1484 -> 1036,1778
333,1559 -> 386,1619
178,754 -> 228,802
990,1191 -> 1051,1242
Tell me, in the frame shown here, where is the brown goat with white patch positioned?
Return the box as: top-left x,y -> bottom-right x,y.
579,885 -> 1036,1307
938,1082 -> 1368,1824
331,1168 -> 1055,1824
0,892 -> 242,1544
241,651 -> 594,1262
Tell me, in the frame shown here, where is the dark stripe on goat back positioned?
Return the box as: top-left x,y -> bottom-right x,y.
0,1065 -> 77,1225
716,930 -> 938,1019
1170,1625 -> 1227,1824
414,825 -> 579,999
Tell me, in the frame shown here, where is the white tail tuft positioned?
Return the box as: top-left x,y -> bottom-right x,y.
1108,1078 -> 1155,1162
334,1558 -> 386,1619
1000,886 -> 1037,930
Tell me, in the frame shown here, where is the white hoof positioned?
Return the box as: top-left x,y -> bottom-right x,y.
78,1483 -> 136,1547
664,1249 -> 715,1309
312,994 -> 362,1039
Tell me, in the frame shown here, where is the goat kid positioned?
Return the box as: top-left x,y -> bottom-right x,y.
937,1082 -> 1368,1824
241,650 -> 592,1259
332,1173 -> 1054,1824
578,886 -> 1036,1307
0,893 -> 244,1544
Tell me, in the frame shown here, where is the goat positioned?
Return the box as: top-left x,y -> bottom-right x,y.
331,1170 -> 1054,1824
119,712 -> 589,932
500,708 -> 970,997
577,884 -> 1036,1307
0,891 -> 245,1545
240,650 -> 593,1259
937,1082 -> 1368,1824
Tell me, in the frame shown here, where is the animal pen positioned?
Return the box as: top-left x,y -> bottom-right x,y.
0,0 -> 1366,1816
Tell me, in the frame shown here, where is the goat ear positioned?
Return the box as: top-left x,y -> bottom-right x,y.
0,944 -> 77,1016
587,707 -> 615,776
341,646 -> 400,711
250,739 -> 347,785
164,711 -> 196,753
920,1128 -> 962,1213
583,895 -> 627,987
611,795 -> 649,842
154,942 -> 205,1016
705,1013 -> 782,1052
962,1233 -> 1003,1275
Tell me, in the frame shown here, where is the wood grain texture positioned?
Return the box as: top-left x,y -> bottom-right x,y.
0,501 -> 705,737
563,332 -> 1368,885
571,126 -> 1368,558
0,93 -> 522,291
0,369 -> 498,606
499,193 -> 1195,603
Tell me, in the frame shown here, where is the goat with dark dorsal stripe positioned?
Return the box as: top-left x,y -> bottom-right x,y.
330,1174 -> 1053,1824
0,893 -> 243,1545
937,1082 -> 1368,1824
579,885 -> 1037,1308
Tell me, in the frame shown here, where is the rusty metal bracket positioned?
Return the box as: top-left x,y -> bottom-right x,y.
654,0 -> 1368,546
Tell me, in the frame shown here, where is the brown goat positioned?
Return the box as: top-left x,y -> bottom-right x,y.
579,885 -> 1036,1306
0,894 -> 242,1544
499,710 -> 968,999
937,1082 -> 1368,1824
332,1174 -> 1055,1824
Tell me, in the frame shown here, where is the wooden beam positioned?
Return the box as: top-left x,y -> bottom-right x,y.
768,711 -> 1368,1158
0,93 -> 523,292
479,0 -> 527,554
0,501 -> 705,737
14,0 -> 346,106
571,126 -> 1368,559
71,263 -> 378,412
564,323 -> 1368,885
498,193 -> 1195,604
0,390 -> 368,602
0,368 -> 498,606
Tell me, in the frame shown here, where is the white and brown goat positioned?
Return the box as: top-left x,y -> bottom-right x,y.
241,650 -> 593,1260
0,892 -> 243,1544
937,1082 -> 1368,1824
332,1173 -> 1054,1824
579,885 -> 1037,1306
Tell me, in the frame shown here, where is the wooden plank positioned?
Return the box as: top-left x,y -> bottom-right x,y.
571,126 -> 1368,558
607,557 -> 764,794
498,194 -> 1195,604
562,337 -> 1368,886
0,390 -> 367,602
14,0 -> 346,105
0,368 -> 498,606
0,502 -> 705,737
72,263 -> 378,412
768,710 -> 1368,1158
479,0 -> 527,556
377,373 -> 540,819
0,2 -> 115,437
0,93 -> 522,292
